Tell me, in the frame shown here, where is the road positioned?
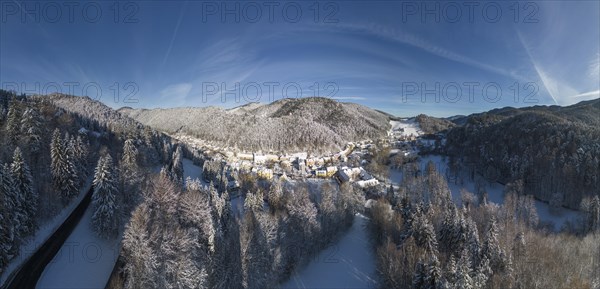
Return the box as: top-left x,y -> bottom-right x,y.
1,187 -> 93,289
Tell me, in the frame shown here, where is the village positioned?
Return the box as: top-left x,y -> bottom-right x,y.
174,118 -> 447,194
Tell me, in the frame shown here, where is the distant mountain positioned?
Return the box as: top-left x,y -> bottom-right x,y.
446,98 -> 600,209
42,94 -> 145,136
120,97 -> 391,153
414,114 -> 456,134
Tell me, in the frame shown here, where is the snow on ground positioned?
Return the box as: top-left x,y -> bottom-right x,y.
0,180 -> 92,286
182,158 -> 202,182
36,207 -> 120,289
280,214 -> 378,289
390,119 -> 423,137
388,154 -> 581,231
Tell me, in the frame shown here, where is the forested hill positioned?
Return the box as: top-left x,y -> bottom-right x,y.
41,94 -> 146,137
446,98 -> 600,209
119,97 -> 391,153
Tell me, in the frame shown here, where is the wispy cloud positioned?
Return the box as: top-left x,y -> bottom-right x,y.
517,30 -> 562,105
314,22 -> 529,82
160,83 -> 192,106
570,90 -> 600,99
162,2 -> 187,66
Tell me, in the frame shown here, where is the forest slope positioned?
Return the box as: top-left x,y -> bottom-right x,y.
446,98 -> 600,209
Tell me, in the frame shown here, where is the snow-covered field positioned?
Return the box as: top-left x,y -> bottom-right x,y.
389,154 -> 581,231
36,207 -> 120,289
182,158 -> 203,183
0,180 -> 92,286
389,119 -> 423,137
280,214 -> 378,289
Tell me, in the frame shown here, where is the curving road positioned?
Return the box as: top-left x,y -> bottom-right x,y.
1,187 -> 93,289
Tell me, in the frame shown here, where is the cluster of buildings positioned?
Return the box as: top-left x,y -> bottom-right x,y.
336,166 -> 380,188
177,131 -> 385,189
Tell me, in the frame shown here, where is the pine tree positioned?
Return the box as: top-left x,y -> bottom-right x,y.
72,135 -> 90,181
424,255 -> 444,289
0,165 -> 17,271
413,260 -> 427,289
10,148 -> 37,236
122,139 -> 139,168
121,139 -> 142,208
455,249 -> 474,289
0,198 -> 11,273
472,255 -> 492,288
91,154 -> 120,238
446,256 -> 458,286
65,133 -> 80,186
481,217 -> 505,272
5,100 -> 20,144
20,107 -> 43,154
413,213 -> 438,254
51,129 -> 78,204
172,145 -> 184,183
241,210 -> 272,289
465,218 -> 481,268
0,164 -> 19,255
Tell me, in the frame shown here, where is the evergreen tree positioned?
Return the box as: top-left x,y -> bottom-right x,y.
481,217 -> 505,272
241,210 -> 272,289
91,154 -> 120,238
50,129 -> 78,204
0,165 -> 17,269
413,213 -> 438,254
10,147 -> 37,236
65,133 -> 80,186
122,139 -> 139,168
172,145 -> 184,183
455,249 -> 474,289
5,100 -> 20,144
472,255 -> 492,288
20,107 -> 43,154
72,135 -> 90,181
0,197 -> 10,273
121,139 -> 142,208
424,255 -> 444,289
465,218 -> 481,268
0,164 -> 20,254
413,260 -> 427,289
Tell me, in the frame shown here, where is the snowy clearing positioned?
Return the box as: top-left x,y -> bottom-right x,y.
389,119 -> 423,137
388,154 -> 581,231
182,158 -> 202,182
279,214 -> 378,289
36,206 -> 120,289
0,180 -> 92,287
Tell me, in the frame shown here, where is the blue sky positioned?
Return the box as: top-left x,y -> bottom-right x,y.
1,0 -> 599,117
